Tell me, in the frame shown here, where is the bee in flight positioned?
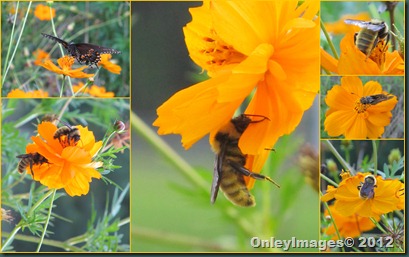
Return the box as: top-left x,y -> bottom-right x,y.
16,153 -> 49,176
344,19 -> 389,58
359,94 -> 394,105
210,114 -> 279,207
54,122 -> 80,146
357,174 -> 377,199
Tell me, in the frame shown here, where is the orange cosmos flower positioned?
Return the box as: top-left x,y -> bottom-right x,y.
99,54 -> 121,74
322,172 -> 403,217
24,122 -> 103,197
39,56 -> 94,79
33,49 -> 50,65
88,85 -> 115,98
153,0 -> 319,188
324,76 -> 398,139
7,89 -> 49,98
34,4 -> 55,21
73,82 -> 115,97
338,32 -> 404,75
322,33 -> 404,75
324,205 -> 379,240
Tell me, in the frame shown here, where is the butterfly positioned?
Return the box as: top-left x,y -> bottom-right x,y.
42,33 -> 121,68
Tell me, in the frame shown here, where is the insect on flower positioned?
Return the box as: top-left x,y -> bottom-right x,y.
352,92 -> 395,105
42,33 -> 121,68
54,124 -> 81,147
16,153 -> 49,175
210,114 -> 279,207
359,94 -> 394,105
357,174 -> 377,199
344,19 -> 390,58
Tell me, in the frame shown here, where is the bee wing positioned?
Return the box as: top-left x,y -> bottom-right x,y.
210,142 -> 226,204
16,154 -> 29,159
344,19 -> 384,32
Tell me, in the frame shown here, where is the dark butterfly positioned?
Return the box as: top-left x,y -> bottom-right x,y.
41,33 -> 121,68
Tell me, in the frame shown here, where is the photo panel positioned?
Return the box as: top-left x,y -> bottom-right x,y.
320,76 -> 404,139
132,1 -> 320,252
1,1 -> 130,97
320,1 -> 404,75
1,98 -> 130,252
320,139 -> 404,252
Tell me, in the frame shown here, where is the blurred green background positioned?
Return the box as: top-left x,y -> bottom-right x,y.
132,2 -> 319,252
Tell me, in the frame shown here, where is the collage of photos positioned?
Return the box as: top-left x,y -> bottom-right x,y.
1,0 -> 405,254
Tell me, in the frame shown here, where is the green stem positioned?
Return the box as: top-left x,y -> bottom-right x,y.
27,189 -> 55,217
60,76 -> 66,97
321,199 -> 344,252
371,140 -> 378,175
324,140 -> 353,175
36,189 -> 57,252
320,19 -> 339,60
48,3 -> 73,96
2,1 -> 32,85
132,226 -> 236,252
130,112 -> 208,191
2,2 -> 19,81
1,224 -> 22,251
1,189 -> 54,251
371,216 -> 387,234
95,129 -> 117,158
320,173 -> 338,187
1,232 -> 84,252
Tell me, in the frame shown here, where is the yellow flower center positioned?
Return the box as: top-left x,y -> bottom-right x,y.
201,35 -> 245,66
58,56 -> 75,69
369,40 -> 387,69
354,100 -> 370,116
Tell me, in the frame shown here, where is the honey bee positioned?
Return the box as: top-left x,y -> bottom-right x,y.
210,114 -> 279,207
357,174 -> 377,199
16,153 -> 49,175
54,124 -> 80,146
359,94 -> 394,105
344,19 -> 389,57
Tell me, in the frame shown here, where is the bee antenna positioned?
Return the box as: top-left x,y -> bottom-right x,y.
265,176 -> 280,188
243,114 -> 271,122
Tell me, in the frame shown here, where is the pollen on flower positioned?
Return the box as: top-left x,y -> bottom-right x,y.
59,56 -> 75,67
353,101 -> 370,114
369,40 -> 387,68
201,36 -> 244,66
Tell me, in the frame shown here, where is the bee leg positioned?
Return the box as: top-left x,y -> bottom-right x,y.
228,161 -> 280,188
29,159 -> 34,176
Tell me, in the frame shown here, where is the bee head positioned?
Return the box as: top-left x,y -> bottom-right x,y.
232,114 -> 270,134
364,174 -> 377,185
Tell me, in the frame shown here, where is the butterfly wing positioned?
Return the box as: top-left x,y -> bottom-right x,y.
74,43 -> 121,55
41,33 -> 69,48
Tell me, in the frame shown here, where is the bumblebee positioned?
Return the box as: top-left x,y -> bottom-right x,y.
359,94 -> 394,105
54,125 -> 80,146
357,174 -> 377,199
210,114 -> 279,207
16,153 -> 49,175
344,19 -> 389,57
